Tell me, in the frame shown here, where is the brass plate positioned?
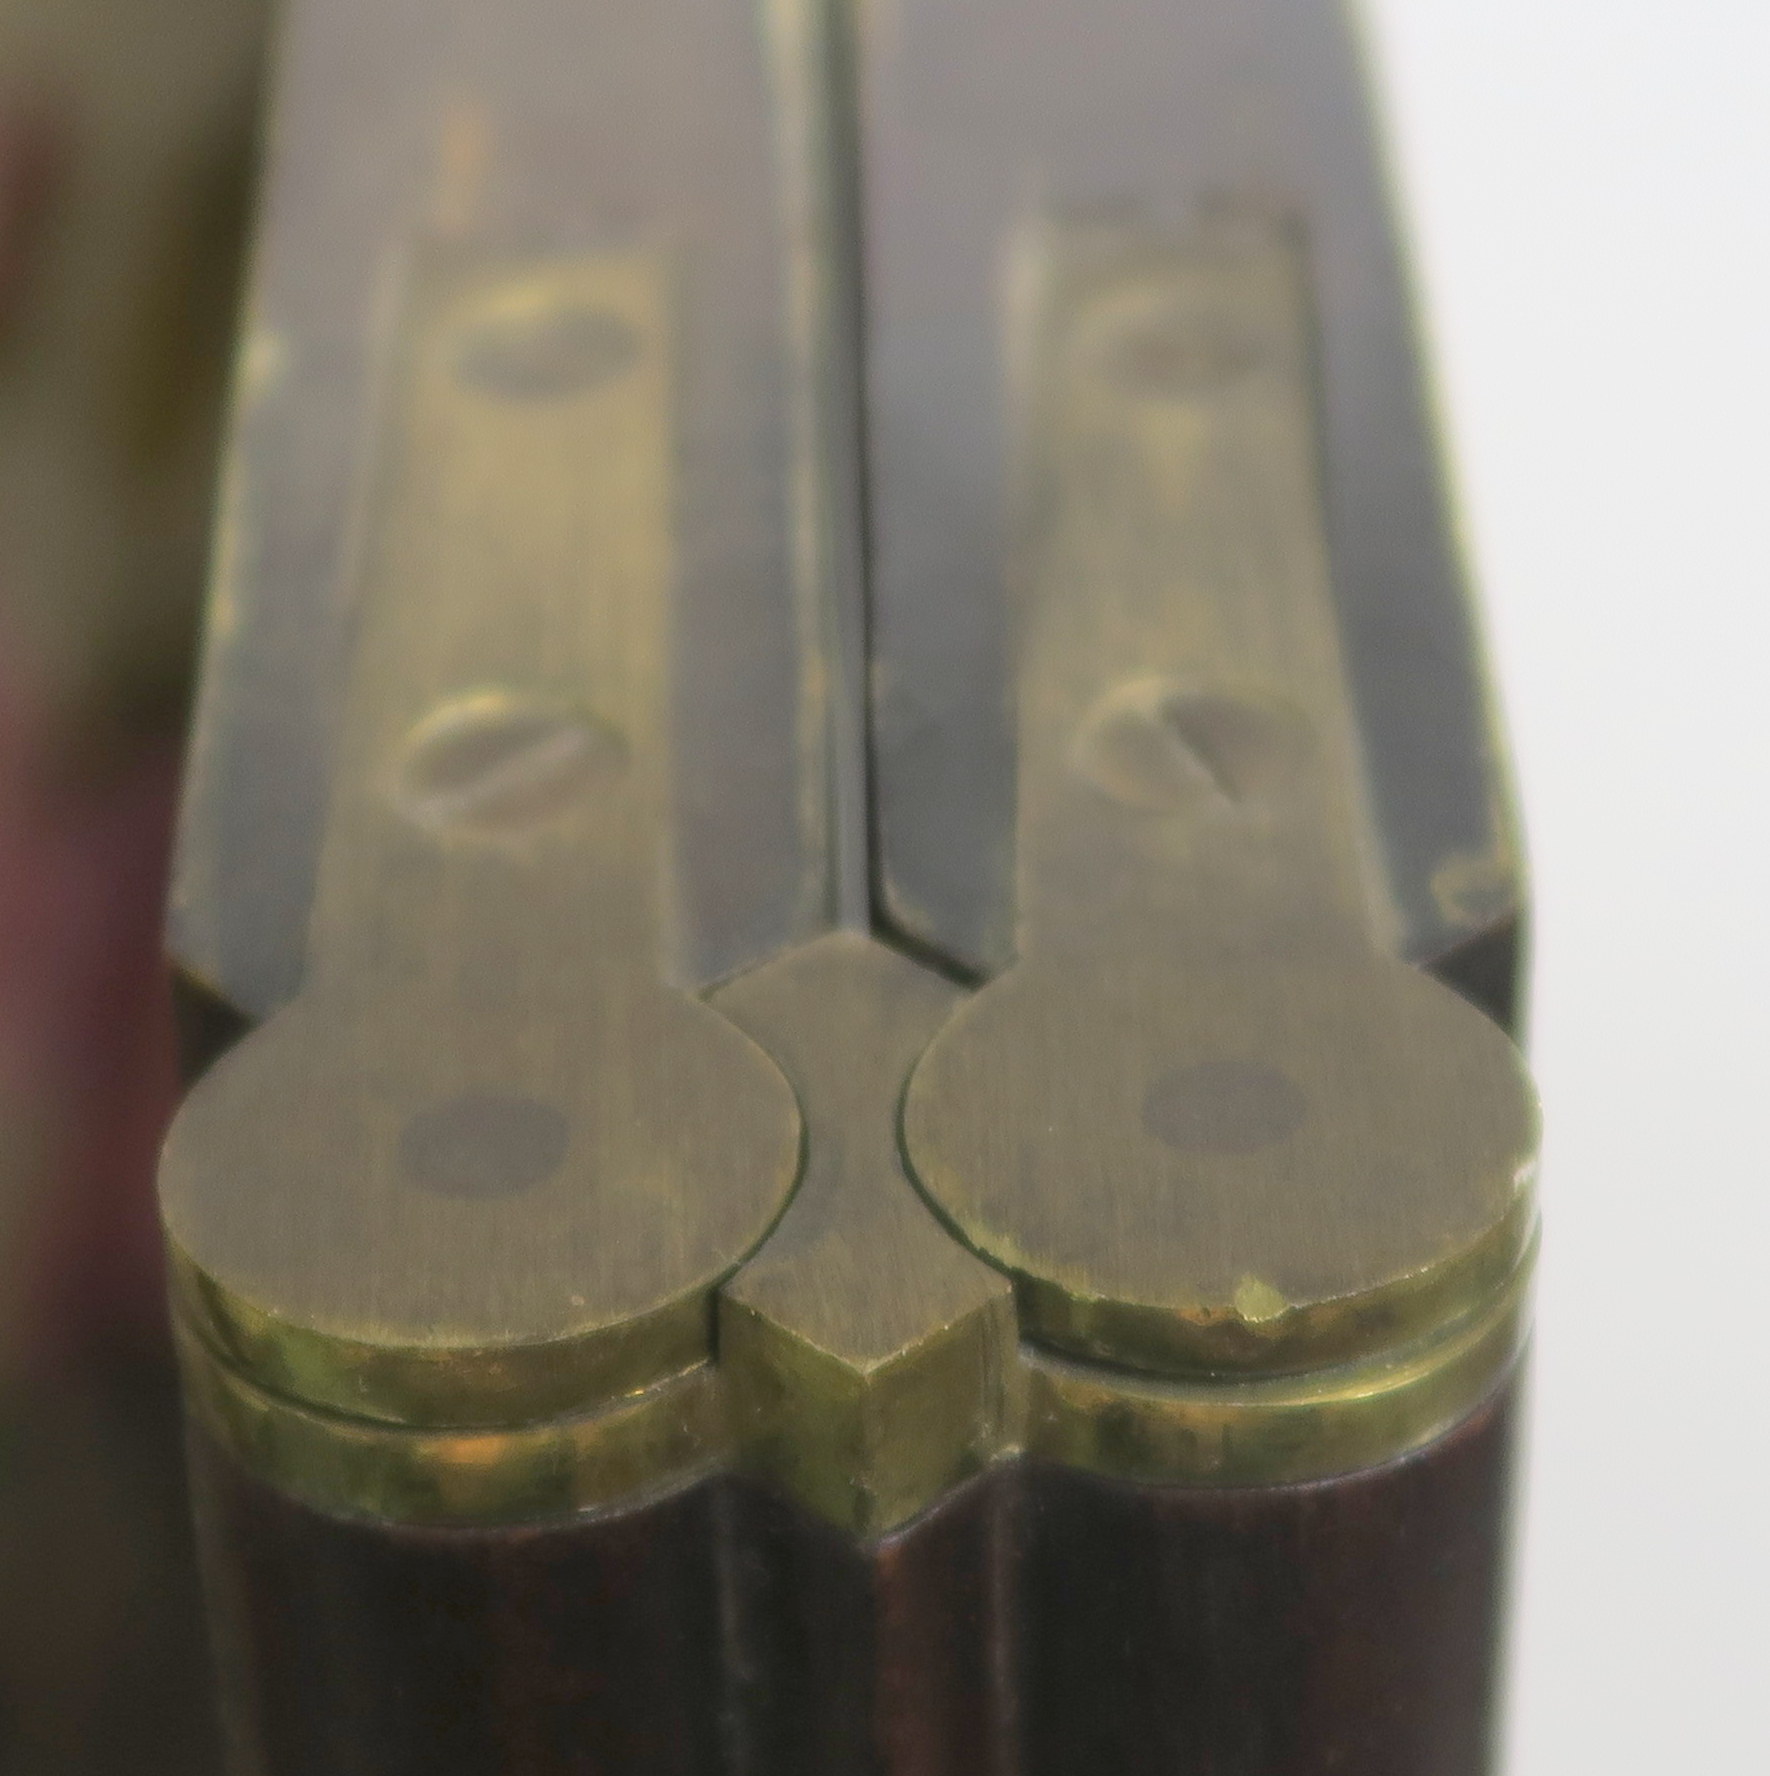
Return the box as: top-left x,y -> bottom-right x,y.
714,932 -> 1018,1537
160,257 -> 803,1429
166,221 -> 1537,1531
903,221 -> 1538,1385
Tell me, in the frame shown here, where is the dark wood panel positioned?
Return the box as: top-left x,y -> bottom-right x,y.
720,1473 -> 1008,1776
190,1374 -> 1521,1774
1012,1372 -> 1523,1776
188,1429 -> 728,1776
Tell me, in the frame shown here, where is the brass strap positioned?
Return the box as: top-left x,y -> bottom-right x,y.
904,219 -> 1537,1410
167,222 -> 1537,1528
162,257 -> 803,1430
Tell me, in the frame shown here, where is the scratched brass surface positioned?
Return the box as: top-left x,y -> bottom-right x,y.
904,221 -> 1537,1434
162,257 -> 803,1429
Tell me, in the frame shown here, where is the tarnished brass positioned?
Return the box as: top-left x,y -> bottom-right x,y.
162,257 -> 803,1434
904,220 -> 1538,1465
176,1322 -> 730,1526
713,932 -> 1017,1537
1022,1234 -> 1534,1488
168,0 -> 842,1017
155,11 -> 1538,1770
166,224 -> 1536,1528
166,230 -> 1535,1530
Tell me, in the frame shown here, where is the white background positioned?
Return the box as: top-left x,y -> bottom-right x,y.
1359,3 -> 1770,1770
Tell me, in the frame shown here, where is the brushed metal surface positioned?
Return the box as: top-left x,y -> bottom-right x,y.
171,0 -> 835,1015
161,9 -> 1539,1769
164,256 -> 803,1431
858,0 -> 1521,997
903,219 -> 1536,1433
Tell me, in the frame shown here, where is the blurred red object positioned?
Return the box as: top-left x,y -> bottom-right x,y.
0,41 -> 255,1771
0,98 -> 62,334
0,645 -> 181,1379
1,93 -> 180,1380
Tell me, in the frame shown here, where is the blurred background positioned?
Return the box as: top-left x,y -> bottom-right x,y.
1359,4 -> 1770,1771
0,1 -> 1762,1771
0,2 -> 263,1771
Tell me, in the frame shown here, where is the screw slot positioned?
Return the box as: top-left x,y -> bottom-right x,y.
1074,679 -> 1305,814
393,692 -> 625,840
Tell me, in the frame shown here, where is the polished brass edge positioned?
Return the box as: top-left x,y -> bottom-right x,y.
1013,1170 -> 1538,1382
177,1230 -> 1536,1522
1018,1228 -> 1537,1489
168,1241 -> 714,1433
175,1312 -> 732,1528
720,1287 -> 1020,1538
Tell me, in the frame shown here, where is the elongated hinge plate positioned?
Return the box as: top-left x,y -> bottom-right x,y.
903,219 -> 1537,1482
162,256 -> 803,1447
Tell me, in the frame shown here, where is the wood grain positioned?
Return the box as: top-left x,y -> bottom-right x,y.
190,1371 -> 1520,1775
